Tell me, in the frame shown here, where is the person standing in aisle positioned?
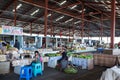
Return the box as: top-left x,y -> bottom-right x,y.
14,39 -> 20,50
58,46 -> 68,63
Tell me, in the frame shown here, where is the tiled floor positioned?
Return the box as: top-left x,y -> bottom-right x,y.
0,64 -> 107,80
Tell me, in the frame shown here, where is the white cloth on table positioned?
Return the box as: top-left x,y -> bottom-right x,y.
100,66 -> 120,80
48,56 -> 61,68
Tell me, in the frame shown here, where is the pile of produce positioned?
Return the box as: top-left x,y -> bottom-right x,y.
64,66 -> 78,74
72,54 -> 93,59
45,53 -> 61,57
67,51 -> 73,56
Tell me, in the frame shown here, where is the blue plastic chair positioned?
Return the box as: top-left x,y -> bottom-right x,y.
32,62 -> 42,77
19,66 -> 32,80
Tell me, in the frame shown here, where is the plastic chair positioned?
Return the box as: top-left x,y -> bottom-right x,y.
32,62 -> 42,77
19,66 -> 32,80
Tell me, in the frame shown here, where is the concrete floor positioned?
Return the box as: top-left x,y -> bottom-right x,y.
0,64 -> 107,80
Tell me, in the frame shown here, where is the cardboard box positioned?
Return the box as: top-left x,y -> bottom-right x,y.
104,49 -> 120,55
103,49 -> 112,55
0,61 -> 10,74
94,54 -> 116,67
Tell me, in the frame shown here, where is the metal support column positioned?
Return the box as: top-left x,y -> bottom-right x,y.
50,12 -> 53,37
72,23 -> 75,40
110,0 -> 116,48
100,14 -> 103,43
81,3 -> 84,39
88,29 -> 90,40
14,0 -> 17,26
30,23 -> 32,35
69,27 -> 70,42
44,0 -> 48,48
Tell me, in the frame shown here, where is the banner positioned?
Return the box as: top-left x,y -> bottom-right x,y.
2,25 -> 23,35
2,26 -> 12,34
12,27 -> 23,35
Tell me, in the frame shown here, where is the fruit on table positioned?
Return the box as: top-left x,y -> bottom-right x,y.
46,53 -> 61,57
72,54 -> 93,59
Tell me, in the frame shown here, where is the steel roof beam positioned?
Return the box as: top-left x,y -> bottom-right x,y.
20,0 -> 109,27
77,0 -> 110,17
19,0 -> 84,21
85,4 -> 110,17
25,1 -> 81,25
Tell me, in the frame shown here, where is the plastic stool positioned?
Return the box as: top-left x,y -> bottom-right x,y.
19,66 -> 32,80
32,62 -> 42,77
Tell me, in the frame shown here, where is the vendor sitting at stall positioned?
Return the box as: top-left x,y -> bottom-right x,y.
58,46 -> 68,63
34,51 -> 43,63
56,46 -> 68,71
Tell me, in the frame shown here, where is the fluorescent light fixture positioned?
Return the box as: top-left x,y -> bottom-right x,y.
116,6 -> 119,10
105,6 -> 108,9
65,18 -> 73,23
79,9 -> 86,13
115,1 -> 118,4
56,16 -> 64,21
70,5 -> 77,9
106,1 -> 111,3
47,14 -> 51,17
95,0 -> 99,2
16,4 -> 22,9
31,9 -> 39,16
13,4 -> 22,12
74,20 -> 81,24
101,1 -> 105,4
59,0 -> 67,6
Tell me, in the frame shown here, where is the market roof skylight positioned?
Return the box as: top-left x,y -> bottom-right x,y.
65,18 -> 73,23
79,9 -> 86,13
47,14 -> 51,17
13,4 -> 22,12
106,1 -> 111,3
115,1 -> 118,3
56,16 -> 64,21
95,0 -> 99,2
59,0 -> 67,6
116,6 -> 119,10
101,1 -> 105,4
74,20 -> 81,24
31,9 -> 39,16
70,5 -> 77,9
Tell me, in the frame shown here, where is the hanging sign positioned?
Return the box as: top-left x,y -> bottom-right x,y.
2,25 -> 23,35
12,27 -> 23,35
2,26 -> 12,34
